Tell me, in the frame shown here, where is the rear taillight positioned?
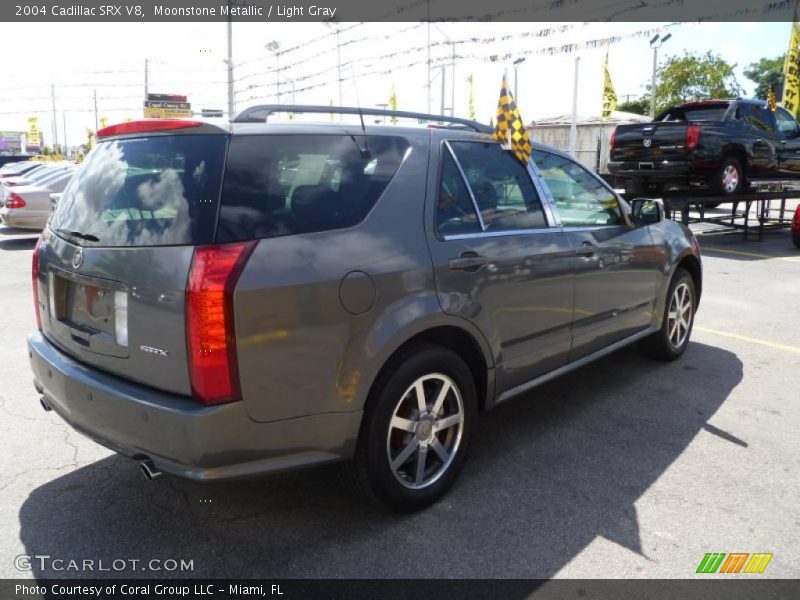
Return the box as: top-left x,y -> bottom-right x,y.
186,241 -> 256,405
792,205 -> 800,232
6,193 -> 26,209
609,129 -> 617,154
32,237 -> 41,330
685,124 -> 701,152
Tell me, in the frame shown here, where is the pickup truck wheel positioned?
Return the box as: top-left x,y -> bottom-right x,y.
639,268 -> 696,361
711,157 -> 744,196
345,344 -> 477,512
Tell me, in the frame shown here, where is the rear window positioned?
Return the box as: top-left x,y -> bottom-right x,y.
216,134 -> 409,242
50,135 -> 226,247
658,105 -> 729,122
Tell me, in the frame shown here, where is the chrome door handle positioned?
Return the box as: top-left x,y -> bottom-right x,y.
574,241 -> 598,256
448,254 -> 489,271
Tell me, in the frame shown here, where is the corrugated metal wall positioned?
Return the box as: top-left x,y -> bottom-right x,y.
527,123 -> 618,174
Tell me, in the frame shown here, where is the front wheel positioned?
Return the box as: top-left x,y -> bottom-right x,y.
346,344 -> 477,512
639,268 -> 697,361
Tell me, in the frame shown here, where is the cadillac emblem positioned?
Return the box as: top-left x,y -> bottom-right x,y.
72,247 -> 84,269
643,138 -> 653,148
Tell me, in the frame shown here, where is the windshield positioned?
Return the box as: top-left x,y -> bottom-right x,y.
50,135 -> 227,247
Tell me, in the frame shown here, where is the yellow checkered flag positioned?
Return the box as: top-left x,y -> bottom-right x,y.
767,87 -> 777,111
494,73 -> 532,165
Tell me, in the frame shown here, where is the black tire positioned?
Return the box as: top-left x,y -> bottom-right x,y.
345,344 -> 477,512
639,268 -> 697,361
710,157 -> 744,196
793,234 -> 800,249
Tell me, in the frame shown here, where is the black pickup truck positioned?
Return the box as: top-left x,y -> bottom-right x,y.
608,98 -> 800,197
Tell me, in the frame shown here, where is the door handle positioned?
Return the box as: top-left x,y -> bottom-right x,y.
574,241 -> 598,256
448,253 -> 489,271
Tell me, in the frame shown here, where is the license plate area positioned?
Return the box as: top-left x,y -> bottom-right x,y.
48,268 -> 129,358
638,162 -> 655,170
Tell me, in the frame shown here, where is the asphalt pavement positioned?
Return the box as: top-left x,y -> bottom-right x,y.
0,220 -> 798,579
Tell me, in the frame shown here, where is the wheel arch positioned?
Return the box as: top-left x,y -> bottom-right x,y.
677,253 -> 702,303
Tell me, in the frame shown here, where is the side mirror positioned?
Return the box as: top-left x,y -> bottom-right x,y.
630,197 -> 665,225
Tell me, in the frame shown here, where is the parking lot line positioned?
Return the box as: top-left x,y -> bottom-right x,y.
700,246 -> 800,263
695,326 -> 800,354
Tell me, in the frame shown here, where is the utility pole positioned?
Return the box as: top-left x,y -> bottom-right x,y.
266,41 -> 281,103
513,57 -> 526,104
144,58 -> 149,99
649,33 -> 671,118
51,84 -> 58,152
336,27 -> 342,106
569,57 -> 579,157
426,1 -> 431,114
227,13 -> 235,117
93,89 -> 99,132
440,65 -> 446,116
62,112 -> 67,157
450,43 -> 456,117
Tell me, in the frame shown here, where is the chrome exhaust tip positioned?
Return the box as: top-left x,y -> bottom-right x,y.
140,460 -> 163,481
39,397 -> 52,412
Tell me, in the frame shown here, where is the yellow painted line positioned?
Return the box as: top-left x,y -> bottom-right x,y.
695,326 -> 800,354
701,246 -> 800,263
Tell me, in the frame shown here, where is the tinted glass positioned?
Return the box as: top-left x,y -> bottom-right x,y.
449,142 -> 546,232
737,103 -> 776,133
217,134 -> 409,242
775,107 -> 799,137
532,150 -> 623,226
50,135 -> 226,247
436,151 -> 481,235
659,105 -> 728,122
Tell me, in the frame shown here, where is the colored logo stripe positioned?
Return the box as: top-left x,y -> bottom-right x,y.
744,553 -> 773,574
697,552 -> 773,574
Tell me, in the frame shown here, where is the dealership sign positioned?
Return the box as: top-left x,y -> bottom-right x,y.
143,93 -> 192,119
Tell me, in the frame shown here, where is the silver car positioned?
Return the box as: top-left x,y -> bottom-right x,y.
29,106 -> 701,511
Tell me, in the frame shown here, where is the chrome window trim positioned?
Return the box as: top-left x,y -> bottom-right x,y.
443,140 -> 486,231
437,139 -> 556,240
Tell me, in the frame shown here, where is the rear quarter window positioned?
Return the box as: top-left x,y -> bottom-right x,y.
216,134 -> 409,242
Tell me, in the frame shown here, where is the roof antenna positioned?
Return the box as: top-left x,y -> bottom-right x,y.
350,67 -> 372,160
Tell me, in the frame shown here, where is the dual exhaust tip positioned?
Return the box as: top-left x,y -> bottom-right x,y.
39,395 -> 163,482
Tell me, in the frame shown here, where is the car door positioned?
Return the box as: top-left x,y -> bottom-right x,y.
736,102 -> 782,177
531,149 -> 662,361
425,139 -> 575,393
774,107 -> 800,176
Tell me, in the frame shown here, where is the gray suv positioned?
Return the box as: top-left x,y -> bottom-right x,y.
29,106 -> 701,511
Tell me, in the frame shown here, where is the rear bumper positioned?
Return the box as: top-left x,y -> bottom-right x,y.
28,330 -> 362,481
607,160 -> 698,180
0,208 -> 47,230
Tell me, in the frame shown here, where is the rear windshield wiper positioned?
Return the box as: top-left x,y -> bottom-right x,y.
57,228 -> 100,243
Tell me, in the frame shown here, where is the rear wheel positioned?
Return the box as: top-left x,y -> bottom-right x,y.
711,157 -> 744,196
639,268 -> 696,361
346,344 -> 477,512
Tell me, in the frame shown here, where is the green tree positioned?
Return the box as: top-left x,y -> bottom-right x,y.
616,97 -> 649,115
743,54 -> 785,99
654,51 -> 742,115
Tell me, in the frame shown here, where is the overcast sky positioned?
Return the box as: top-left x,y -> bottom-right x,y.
0,21 -> 788,147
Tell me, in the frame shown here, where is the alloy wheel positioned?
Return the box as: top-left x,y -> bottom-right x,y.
386,373 -> 464,490
667,282 -> 693,349
722,165 -> 740,193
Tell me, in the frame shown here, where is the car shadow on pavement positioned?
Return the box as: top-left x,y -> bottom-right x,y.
18,341 -> 742,579
0,237 -> 37,251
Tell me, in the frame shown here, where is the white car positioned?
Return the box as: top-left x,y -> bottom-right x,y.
0,169 -> 75,230
1,165 -> 73,202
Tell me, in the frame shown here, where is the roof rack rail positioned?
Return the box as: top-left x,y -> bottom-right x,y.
231,104 -> 493,133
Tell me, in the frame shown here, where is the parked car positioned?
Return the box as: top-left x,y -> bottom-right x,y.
792,204 -> 800,248
1,163 -> 72,194
29,109 -> 702,511
608,99 -> 800,198
0,170 -> 75,230
0,161 -> 47,181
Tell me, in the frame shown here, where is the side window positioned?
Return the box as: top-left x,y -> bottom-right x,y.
448,142 -> 547,232
531,150 -> 623,227
436,151 -> 482,235
739,103 -> 777,133
776,107 -> 800,138
217,135 -> 409,242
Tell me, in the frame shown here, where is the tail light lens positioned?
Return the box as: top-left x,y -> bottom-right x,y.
32,237 -> 42,330
609,130 -> 617,154
685,124 -> 701,152
186,241 -> 256,405
6,193 -> 26,209
792,205 -> 800,232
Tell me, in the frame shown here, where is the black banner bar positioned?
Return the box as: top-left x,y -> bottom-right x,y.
2,0 -> 798,22
2,579 -> 800,600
